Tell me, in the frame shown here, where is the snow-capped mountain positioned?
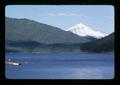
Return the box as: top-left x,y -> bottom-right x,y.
67,23 -> 108,39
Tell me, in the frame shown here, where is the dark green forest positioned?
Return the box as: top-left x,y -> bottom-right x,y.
80,33 -> 114,52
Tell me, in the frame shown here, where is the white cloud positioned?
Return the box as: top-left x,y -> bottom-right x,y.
46,13 -> 81,16
68,13 -> 80,16
103,16 -> 113,20
58,13 -> 68,16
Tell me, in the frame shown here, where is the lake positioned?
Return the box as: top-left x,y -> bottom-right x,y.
5,52 -> 114,79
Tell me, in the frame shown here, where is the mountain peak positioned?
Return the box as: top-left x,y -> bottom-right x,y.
69,23 -> 88,30
67,23 -> 108,39
76,23 -> 87,27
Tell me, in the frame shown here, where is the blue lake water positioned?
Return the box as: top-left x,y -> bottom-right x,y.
5,52 -> 114,79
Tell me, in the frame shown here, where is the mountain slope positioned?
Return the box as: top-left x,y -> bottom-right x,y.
80,33 -> 114,52
5,17 -> 90,52
6,17 -> 90,44
67,23 -> 108,39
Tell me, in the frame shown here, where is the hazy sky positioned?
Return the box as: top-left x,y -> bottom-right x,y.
5,5 -> 114,34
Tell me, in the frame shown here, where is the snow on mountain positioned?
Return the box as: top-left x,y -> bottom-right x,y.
67,23 -> 108,39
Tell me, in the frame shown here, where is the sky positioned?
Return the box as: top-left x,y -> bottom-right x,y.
5,5 -> 114,34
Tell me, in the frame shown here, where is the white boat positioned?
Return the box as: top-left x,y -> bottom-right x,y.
11,62 -> 20,65
6,61 -> 21,66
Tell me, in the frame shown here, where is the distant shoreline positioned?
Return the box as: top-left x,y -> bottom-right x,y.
6,51 -> 114,54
